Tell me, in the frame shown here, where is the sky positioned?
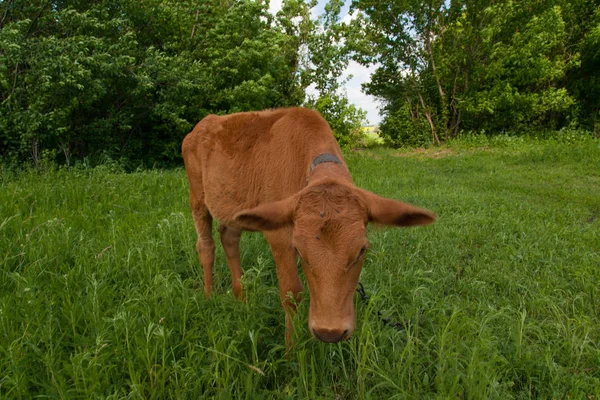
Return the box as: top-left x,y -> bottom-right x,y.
268,0 -> 381,125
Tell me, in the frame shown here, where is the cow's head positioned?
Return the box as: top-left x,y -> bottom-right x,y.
234,181 -> 436,343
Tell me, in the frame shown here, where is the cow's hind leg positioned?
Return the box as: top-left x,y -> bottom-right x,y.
190,193 -> 215,297
218,224 -> 244,299
183,141 -> 215,297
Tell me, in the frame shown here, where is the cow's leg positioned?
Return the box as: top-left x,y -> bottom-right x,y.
218,224 -> 244,299
264,228 -> 303,346
190,192 -> 215,297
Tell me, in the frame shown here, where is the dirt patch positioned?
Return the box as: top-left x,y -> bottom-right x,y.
351,145 -> 495,159
350,148 -> 383,159
392,148 -> 456,158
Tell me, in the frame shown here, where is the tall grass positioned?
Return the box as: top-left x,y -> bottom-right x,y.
1,138 -> 599,398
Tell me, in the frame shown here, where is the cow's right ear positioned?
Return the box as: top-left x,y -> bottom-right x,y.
356,188 -> 436,227
234,194 -> 299,231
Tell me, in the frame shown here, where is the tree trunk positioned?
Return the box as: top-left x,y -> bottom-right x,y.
31,138 -> 40,169
424,22 -> 449,140
419,93 -> 441,146
594,107 -> 599,138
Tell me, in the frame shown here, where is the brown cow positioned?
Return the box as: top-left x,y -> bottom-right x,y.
182,108 -> 435,344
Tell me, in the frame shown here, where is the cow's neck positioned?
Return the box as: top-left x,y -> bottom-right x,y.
306,153 -> 352,187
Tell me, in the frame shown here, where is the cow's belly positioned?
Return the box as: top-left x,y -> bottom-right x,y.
203,182 -> 254,226
201,155 -> 266,227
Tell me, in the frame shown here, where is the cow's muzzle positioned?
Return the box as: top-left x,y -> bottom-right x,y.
312,327 -> 350,343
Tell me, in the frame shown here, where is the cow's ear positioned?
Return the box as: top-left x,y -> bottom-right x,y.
357,189 -> 436,227
234,194 -> 299,231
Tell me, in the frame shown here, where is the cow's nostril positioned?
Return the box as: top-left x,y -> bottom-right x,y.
313,328 -> 350,343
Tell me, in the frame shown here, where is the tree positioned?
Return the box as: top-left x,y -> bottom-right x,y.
0,0 -> 366,166
305,0 -> 367,144
349,0 -> 585,146
563,0 -> 600,136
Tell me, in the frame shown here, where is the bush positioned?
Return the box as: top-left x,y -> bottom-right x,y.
308,92 -> 367,148
379,103 -> 431,148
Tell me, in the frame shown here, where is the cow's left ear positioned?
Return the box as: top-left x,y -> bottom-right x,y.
234,194 -> 299,231
356,189 -> 436,227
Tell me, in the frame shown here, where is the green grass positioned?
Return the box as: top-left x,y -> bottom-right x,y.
1,138 -> 599,398
359,126 -> 385,147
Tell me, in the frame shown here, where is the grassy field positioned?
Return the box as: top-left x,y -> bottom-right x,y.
360,126 -> 384,147
1,137 -> 599,398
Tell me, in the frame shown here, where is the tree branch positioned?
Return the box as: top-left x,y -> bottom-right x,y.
418,92 -> 441,145
190,8 -> 200,39
25,1 -> 50,39
0,0 -> 15,29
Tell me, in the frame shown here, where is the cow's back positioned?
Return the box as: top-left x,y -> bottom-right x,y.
182,108 -> 343,226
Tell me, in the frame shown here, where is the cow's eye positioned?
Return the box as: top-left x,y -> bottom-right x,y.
358,245 -> 367,258
356,245 -> 367,260
350,245 -> 368,267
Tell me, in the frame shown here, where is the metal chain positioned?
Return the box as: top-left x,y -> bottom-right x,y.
356,282 -> 405,331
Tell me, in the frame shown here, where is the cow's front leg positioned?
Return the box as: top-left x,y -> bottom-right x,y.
264,228 -> 303,347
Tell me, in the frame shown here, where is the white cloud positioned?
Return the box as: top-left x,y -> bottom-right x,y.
311,5 -> 321,21
268,0 -> 283,15
341,10 -> 358,25
306,82 -> 319,99
343,61 -> 381,125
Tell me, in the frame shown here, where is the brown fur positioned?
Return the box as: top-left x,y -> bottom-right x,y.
182,107 -> 436,344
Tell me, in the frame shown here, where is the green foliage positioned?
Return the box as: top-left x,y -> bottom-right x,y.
308,91 -> 367,148
348,0 -> 599,147
0,0 -> 366,167
379,102 -> 431,148
458,3 -> 576,131
567,3 -> 600,136
1,141 -> 599,397
303,0 -> 368,148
